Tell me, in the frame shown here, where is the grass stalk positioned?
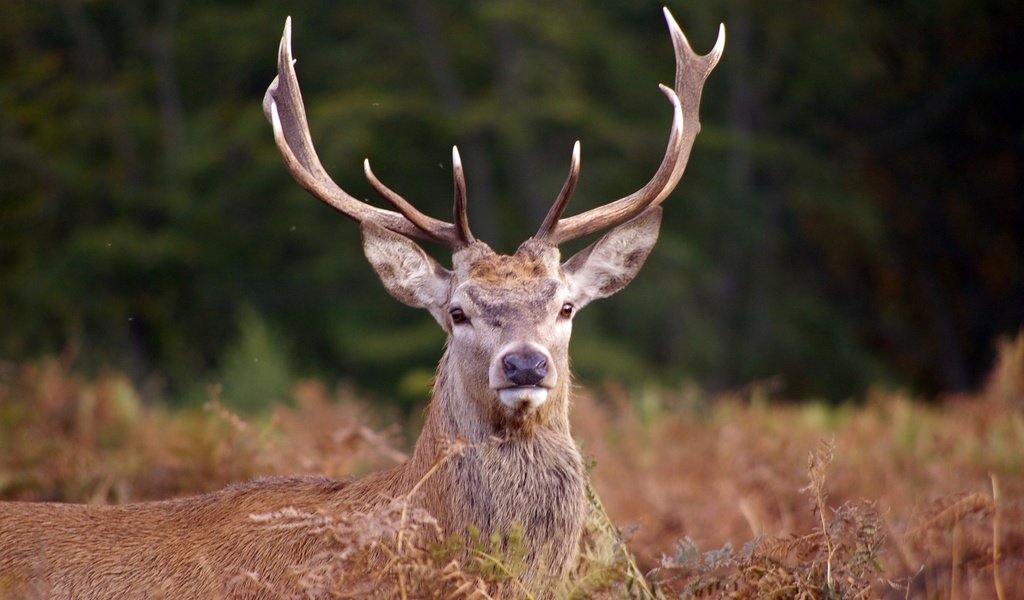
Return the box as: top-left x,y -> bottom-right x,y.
991,473 -> 1005,600
585,480 -> 656,600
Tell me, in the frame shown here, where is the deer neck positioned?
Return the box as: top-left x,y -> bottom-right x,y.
408,343 -> 582,489
396,346 -> 584,579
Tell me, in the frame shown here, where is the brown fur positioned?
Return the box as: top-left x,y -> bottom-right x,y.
0,216 -> 668,598
468,245 -> 555,286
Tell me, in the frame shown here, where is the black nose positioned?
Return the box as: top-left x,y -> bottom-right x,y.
502,351 -> 548,386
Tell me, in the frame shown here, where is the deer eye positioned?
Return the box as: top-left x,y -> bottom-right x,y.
450,307 -> 468,325
559,303 -> 575,319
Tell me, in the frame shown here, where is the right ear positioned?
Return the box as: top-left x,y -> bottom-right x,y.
361,222 -> 451,321
562,206 -> 662,310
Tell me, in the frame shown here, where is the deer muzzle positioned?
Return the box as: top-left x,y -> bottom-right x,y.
491,343 -> 555,411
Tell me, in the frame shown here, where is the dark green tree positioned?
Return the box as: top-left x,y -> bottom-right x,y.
2,0 -> 1020,404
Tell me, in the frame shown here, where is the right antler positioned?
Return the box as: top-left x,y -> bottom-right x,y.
263,18 -> 473,248
534,8 -> 725,245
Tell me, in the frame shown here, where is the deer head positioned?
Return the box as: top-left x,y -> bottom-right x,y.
263,10 -> 724,441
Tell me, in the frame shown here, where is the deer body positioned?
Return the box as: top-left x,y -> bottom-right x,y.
1,379 -> 584,598
0,9 -> 722,598
1,477 -> 361,598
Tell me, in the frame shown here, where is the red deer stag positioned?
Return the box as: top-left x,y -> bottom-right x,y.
0,8 -> 723,598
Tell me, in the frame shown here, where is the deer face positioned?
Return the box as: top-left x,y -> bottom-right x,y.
361,207 -> 662,431
449,242 -> 569,417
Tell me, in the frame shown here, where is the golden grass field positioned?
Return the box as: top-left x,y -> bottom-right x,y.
1,335 -> 1021,598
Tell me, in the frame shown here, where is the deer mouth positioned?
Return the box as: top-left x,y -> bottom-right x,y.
496,385 -> 549,411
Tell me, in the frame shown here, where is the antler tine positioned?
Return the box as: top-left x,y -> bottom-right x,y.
451,147 -> 475,245
535,141 -> 581,242
264,17 -> 463,247
535,9 -> 725,246
666,11 -> 725,183
363,159 -> 450,240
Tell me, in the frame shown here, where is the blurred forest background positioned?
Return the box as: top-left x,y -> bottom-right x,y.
1,0 -> 1021,409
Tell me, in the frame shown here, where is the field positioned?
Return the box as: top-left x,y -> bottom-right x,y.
1,335 -> 1022,598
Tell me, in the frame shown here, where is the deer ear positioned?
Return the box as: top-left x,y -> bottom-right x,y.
361,222 -> 451,313
562,206 -> 662,309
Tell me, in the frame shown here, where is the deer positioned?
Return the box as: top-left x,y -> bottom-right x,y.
0,8 -> 723,599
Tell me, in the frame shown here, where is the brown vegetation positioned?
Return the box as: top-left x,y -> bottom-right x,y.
2,334 -> 1022,598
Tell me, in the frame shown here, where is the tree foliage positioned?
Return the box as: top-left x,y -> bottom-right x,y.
1,0 -> 1020,404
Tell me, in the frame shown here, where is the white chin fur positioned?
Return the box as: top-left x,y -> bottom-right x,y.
498,387 -> 548,411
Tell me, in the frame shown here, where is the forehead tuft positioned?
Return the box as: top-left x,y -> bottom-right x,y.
468,255 -> 545,285
467,242 -> 561,286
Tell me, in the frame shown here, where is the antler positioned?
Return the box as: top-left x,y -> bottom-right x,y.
534,8 -> 725,245
263,17 -> 473,248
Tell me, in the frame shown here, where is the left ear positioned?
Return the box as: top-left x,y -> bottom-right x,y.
361,221 -> 452,326
562,206 -> 662,309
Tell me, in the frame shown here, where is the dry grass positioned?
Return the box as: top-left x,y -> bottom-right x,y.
575,333 -> 1024,598
1,333 -> 1022,598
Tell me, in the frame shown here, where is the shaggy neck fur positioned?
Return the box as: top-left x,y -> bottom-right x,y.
399,345 -> 586,582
